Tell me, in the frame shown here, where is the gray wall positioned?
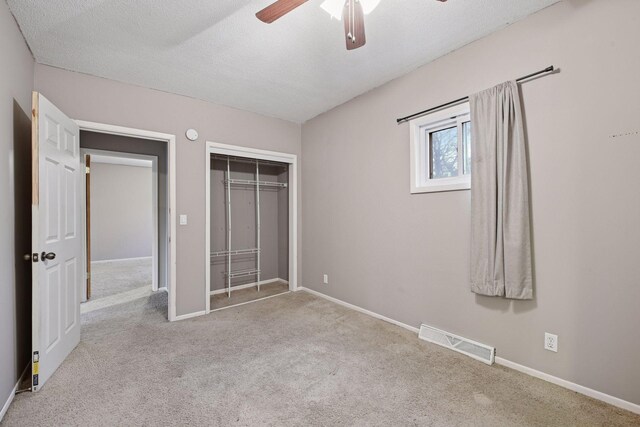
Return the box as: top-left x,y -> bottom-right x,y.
0,0 -> 34,412
34,65 -> 302,316
81,131 -> 169,288
90,163 -> 153,261
209,160 -> 288,291
302,0 -> 640,406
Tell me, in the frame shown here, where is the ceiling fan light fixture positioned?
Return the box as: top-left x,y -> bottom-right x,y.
320,0 -> 381,20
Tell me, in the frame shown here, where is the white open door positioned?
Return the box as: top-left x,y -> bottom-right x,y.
31,92 -> 82,391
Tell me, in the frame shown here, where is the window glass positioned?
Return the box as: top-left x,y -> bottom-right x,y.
429,126 -> 458,179
409,102 -> 470,194
463,121 -> 471,175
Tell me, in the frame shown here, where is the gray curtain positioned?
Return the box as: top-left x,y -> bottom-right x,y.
469,81 -> 532,299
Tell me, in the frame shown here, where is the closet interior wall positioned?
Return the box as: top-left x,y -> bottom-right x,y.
210,157 -> 289,295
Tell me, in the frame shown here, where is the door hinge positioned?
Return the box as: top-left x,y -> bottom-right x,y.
85,166 -> 90,174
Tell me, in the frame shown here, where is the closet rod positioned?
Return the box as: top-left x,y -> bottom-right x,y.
224,178 -> 287,188
395,66 -> 555,124
211,154 -> 287,168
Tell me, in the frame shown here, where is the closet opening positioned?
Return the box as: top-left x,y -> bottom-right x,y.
205,143 -> 297,313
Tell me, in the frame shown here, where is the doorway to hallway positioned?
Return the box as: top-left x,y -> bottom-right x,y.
81,151 -> 157,314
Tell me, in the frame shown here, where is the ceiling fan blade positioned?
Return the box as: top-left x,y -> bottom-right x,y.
256,0 -> 308,23
343,0 -> 366,50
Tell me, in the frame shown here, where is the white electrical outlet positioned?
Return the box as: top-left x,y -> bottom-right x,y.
544,333 -> 558,352
179,214 -> 188,225
323,274 -> 328,284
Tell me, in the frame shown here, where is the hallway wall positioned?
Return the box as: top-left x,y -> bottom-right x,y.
91,163 -> 153,261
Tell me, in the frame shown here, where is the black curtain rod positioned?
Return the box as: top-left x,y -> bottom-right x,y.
396,65 -> 555,124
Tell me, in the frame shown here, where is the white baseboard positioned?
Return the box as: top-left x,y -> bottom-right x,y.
91,256 -> 152,264
298,286 -> 640,415
1,364 -> 30,422
173,310 -> 206,321
210,278 -> 289,295
494,357 -> 640,415
297,287 -> 419,334
0,382 -> 18,423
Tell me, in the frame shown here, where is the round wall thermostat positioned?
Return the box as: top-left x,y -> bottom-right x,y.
186,128 -> 199,141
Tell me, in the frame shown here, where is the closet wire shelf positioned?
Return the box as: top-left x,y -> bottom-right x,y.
224,269 -> 261,279
214,155 -> 287,297
210,248 -> 260,258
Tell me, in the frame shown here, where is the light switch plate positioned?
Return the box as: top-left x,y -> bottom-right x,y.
179,214 -> 188,225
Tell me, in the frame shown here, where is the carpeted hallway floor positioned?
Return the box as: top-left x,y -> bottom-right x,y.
89,258 -> 153,300
3,291 -> 638,426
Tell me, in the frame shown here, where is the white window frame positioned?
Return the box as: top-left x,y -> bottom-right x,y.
409,102 -> 471,194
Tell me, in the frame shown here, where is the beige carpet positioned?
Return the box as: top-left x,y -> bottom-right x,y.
81,285 -> 153,314
2,291 -> 638,426
89,258 -> 153,300
211,280 -> 289,310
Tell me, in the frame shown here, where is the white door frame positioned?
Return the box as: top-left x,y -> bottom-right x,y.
76,120 -> 178,321
80,148 -> 159,296
205,142 -> 298,314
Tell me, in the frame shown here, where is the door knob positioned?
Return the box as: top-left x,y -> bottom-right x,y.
41,252 -> 56,261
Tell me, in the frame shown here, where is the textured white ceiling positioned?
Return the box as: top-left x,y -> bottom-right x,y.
8,0 -> 560,122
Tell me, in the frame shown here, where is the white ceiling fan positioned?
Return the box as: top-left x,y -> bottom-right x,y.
256,0 -> 448,50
